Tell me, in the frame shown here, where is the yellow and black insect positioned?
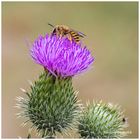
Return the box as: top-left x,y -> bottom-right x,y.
48,23 -> 86,43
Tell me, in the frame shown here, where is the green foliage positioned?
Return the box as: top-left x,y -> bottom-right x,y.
17,71 -> 80,138
78,101 -> 128,138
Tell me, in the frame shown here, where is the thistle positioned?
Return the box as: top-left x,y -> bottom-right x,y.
78,101 -> 128,138
30,34 -> 94,77
18,72 -> 80,138
17,34 -> 94,138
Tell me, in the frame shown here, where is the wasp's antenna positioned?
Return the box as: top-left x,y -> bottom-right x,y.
48,23 -> 54,28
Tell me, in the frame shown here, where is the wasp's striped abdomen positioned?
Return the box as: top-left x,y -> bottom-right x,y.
70,31 -> 80,43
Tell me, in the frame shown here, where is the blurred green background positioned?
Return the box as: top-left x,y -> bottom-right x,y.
2,2 -> 138,138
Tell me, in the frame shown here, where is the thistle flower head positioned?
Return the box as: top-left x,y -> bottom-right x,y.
30,34 -> 94,77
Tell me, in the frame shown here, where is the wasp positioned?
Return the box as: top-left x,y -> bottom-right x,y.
48,23 -> 86,43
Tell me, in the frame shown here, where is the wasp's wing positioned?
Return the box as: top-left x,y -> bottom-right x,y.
77,31 -> 86,37
70,29 -> 86,38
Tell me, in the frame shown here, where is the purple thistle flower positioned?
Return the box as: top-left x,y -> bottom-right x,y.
30,34 -> 94,77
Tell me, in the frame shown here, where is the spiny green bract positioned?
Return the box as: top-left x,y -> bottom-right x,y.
78,101 -> 128,138
17,71 -> 80,138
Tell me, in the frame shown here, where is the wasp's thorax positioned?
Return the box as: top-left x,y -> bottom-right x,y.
52,25 -> 70,36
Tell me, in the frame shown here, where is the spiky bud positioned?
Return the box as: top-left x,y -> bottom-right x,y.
17,71 -> 80,138
78,101 -> 128,138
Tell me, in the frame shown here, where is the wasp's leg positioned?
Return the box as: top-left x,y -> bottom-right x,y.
67,34 -> 72,43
